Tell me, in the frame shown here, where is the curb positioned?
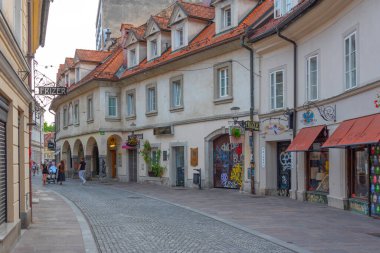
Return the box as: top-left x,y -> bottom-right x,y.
113,185 -> 312,253
53,191 -> 99,253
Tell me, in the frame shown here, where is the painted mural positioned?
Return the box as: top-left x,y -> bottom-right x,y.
213,134 -> 244,189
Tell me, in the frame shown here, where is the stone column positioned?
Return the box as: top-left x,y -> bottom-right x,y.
85,155 -> 91,180
328,148 -> 348,209
72,155 -> 79,179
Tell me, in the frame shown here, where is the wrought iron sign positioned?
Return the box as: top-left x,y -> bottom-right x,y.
303,101 -> 336,122
301,110 -> 317,125
153,126 -> 173,135
38,87 -> 67,95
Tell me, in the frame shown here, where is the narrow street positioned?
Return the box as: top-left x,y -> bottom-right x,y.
48,177 -> 297,253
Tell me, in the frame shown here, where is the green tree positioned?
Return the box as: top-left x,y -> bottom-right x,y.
43,122 -> 55,132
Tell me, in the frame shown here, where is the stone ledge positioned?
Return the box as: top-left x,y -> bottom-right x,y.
0,220 -> 21,253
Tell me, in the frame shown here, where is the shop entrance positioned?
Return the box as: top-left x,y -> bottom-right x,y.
0,120 -> 7,225
92,145 -> 99,176
277,142 -> 291,196
213,134 -> 243,189
175,146 -> 185,187
128,149 -> 138,182
110,150 -> 116,178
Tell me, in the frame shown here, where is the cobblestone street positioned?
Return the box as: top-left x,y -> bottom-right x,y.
50,179 -> 300,253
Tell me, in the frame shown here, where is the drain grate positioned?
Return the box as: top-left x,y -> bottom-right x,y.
367,233 -> 380,238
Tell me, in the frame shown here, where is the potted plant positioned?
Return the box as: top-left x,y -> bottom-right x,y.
230,126 -> 244,144
151,149 -> 166,177
140,140 -> 153,175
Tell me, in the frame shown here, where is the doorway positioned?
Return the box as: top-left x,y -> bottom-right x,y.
92,145 -> 99,176
128,149 -> 137,182
175,146 -> 185,186
110,150 -> 116,178
277,141 -> 291,197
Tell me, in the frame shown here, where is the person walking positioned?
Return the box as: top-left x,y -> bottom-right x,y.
42,163 -> 49,185
78,158 -> 86,184
57,160 -> 66,185
32,161 -> 37,176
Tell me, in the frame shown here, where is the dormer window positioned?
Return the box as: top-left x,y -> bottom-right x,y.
151,39 -> 158,58
222,6 -> 232,28
65,73 -> 69,86
128,49 -> 137,68
175,27 -> 184,49
274,0 -> 297,19
75,67 -> 80,83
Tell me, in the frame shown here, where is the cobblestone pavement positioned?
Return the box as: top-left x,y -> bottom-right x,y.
52,180 -> 298,253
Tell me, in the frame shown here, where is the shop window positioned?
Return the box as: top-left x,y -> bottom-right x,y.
352,148 -> 369,199
308,149 -> 329,193
370,145 -> 380,216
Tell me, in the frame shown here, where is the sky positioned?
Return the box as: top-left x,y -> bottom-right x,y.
35,0 -> 99,124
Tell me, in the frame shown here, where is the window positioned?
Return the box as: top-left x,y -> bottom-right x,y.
219,68 -> 228,97
222,6 -> 232,28
63,107 -> 68,127
150,39 -> 158,58
214,62 -> 233,103
352,148 -> 368,199
126,90 -> 136,118
14,0 -> 22,44
75,67 -> 80,83
68,103 -> 73,125
129,49 -> 137,67
87,96 -> 93,121
65,74 -> 69,86
74,102 -> 79,125
108,96 -> 117,117
146,84 -> 157,114
170,76 -> 183,110
307,55 -> 318,101
270,70 -> 284,110
274,0 -> 295,19
175,27 -> 184,49
345,32 -> 357,90
56,112 -> 60,132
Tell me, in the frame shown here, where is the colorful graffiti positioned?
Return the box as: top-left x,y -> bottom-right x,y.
214,135 -> 244,189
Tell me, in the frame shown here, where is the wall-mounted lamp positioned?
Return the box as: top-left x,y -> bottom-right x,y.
230,106 -> 246,128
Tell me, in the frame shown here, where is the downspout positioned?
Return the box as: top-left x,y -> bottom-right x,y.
27,0 -> 33,221
241,35 -> 255,194
276,28 -> 298,199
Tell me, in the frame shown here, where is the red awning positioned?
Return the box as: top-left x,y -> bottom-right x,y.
322,113 -> 380,148
287,125 -> 326,152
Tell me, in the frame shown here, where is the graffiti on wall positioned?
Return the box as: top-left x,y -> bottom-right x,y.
214,138 -> 244,189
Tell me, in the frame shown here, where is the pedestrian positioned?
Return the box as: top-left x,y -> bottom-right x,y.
42,163 -> 49,185
78,158 -> 86,184
57,160 -> 66,185
32,161 -> 36,176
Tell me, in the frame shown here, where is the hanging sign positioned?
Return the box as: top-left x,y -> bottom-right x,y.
127,135 -> 139,147
190,148 -> 198,167
38,87 -> 67,95
244,121 -> 260,131
301,109 -> 317,125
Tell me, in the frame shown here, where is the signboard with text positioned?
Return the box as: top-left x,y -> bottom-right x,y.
38,87 -> 67,95
244,121 -> 260,131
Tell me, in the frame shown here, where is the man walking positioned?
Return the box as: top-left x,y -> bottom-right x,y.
78,158 -> 86,184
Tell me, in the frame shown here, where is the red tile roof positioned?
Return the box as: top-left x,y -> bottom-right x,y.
120,0 -> 272,79
64,57 -> 74,69
152,15 -> 170,31
248,0 -> 319,42
129,25 -> 147,42
56,64 -> 65,83
120,23 -> 134,31
74,49 -> 112,63
177,0 -> 215,21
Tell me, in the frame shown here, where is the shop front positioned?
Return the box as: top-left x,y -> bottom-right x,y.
287,125 -> 329,204
323,113 -> 380,217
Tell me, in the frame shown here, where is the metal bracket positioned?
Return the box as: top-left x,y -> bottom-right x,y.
303,102 -> 336,122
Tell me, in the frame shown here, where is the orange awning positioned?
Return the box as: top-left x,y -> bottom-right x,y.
322,113 -> 380,148
287,125 -> 326,152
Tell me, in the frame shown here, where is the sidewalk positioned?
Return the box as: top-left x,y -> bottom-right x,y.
11,175 -> 94,253
107,182 -> 380,253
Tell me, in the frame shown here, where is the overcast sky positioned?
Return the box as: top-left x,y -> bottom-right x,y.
35,0 -> 99,123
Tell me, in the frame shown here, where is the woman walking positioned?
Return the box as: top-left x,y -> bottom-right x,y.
42,163 -> 49,185
57,160 -> 66,185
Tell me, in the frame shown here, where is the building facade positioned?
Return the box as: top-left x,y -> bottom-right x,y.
95,0 -> 206,50
31,108 -> 44,166
0,0 -> 50,252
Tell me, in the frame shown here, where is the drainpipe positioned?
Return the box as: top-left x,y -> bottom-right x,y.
276,28 -> 298,199
241,35 -> 255,194
27,0 -> 33,221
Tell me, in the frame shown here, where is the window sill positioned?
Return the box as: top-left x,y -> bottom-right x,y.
87,119 -> 94,124
146,111 -> 158,117
125,115 -> 136,121
213,97 -> 233,105
215,26 -> 236,37
170,106 -> 184,113
105,117 -> 121,122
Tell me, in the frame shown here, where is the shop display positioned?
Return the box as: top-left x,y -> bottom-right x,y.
308,151 -> 329,192
370,144 -> 380,217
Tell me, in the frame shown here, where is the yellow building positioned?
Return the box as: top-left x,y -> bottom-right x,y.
0,1 -> 51,252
